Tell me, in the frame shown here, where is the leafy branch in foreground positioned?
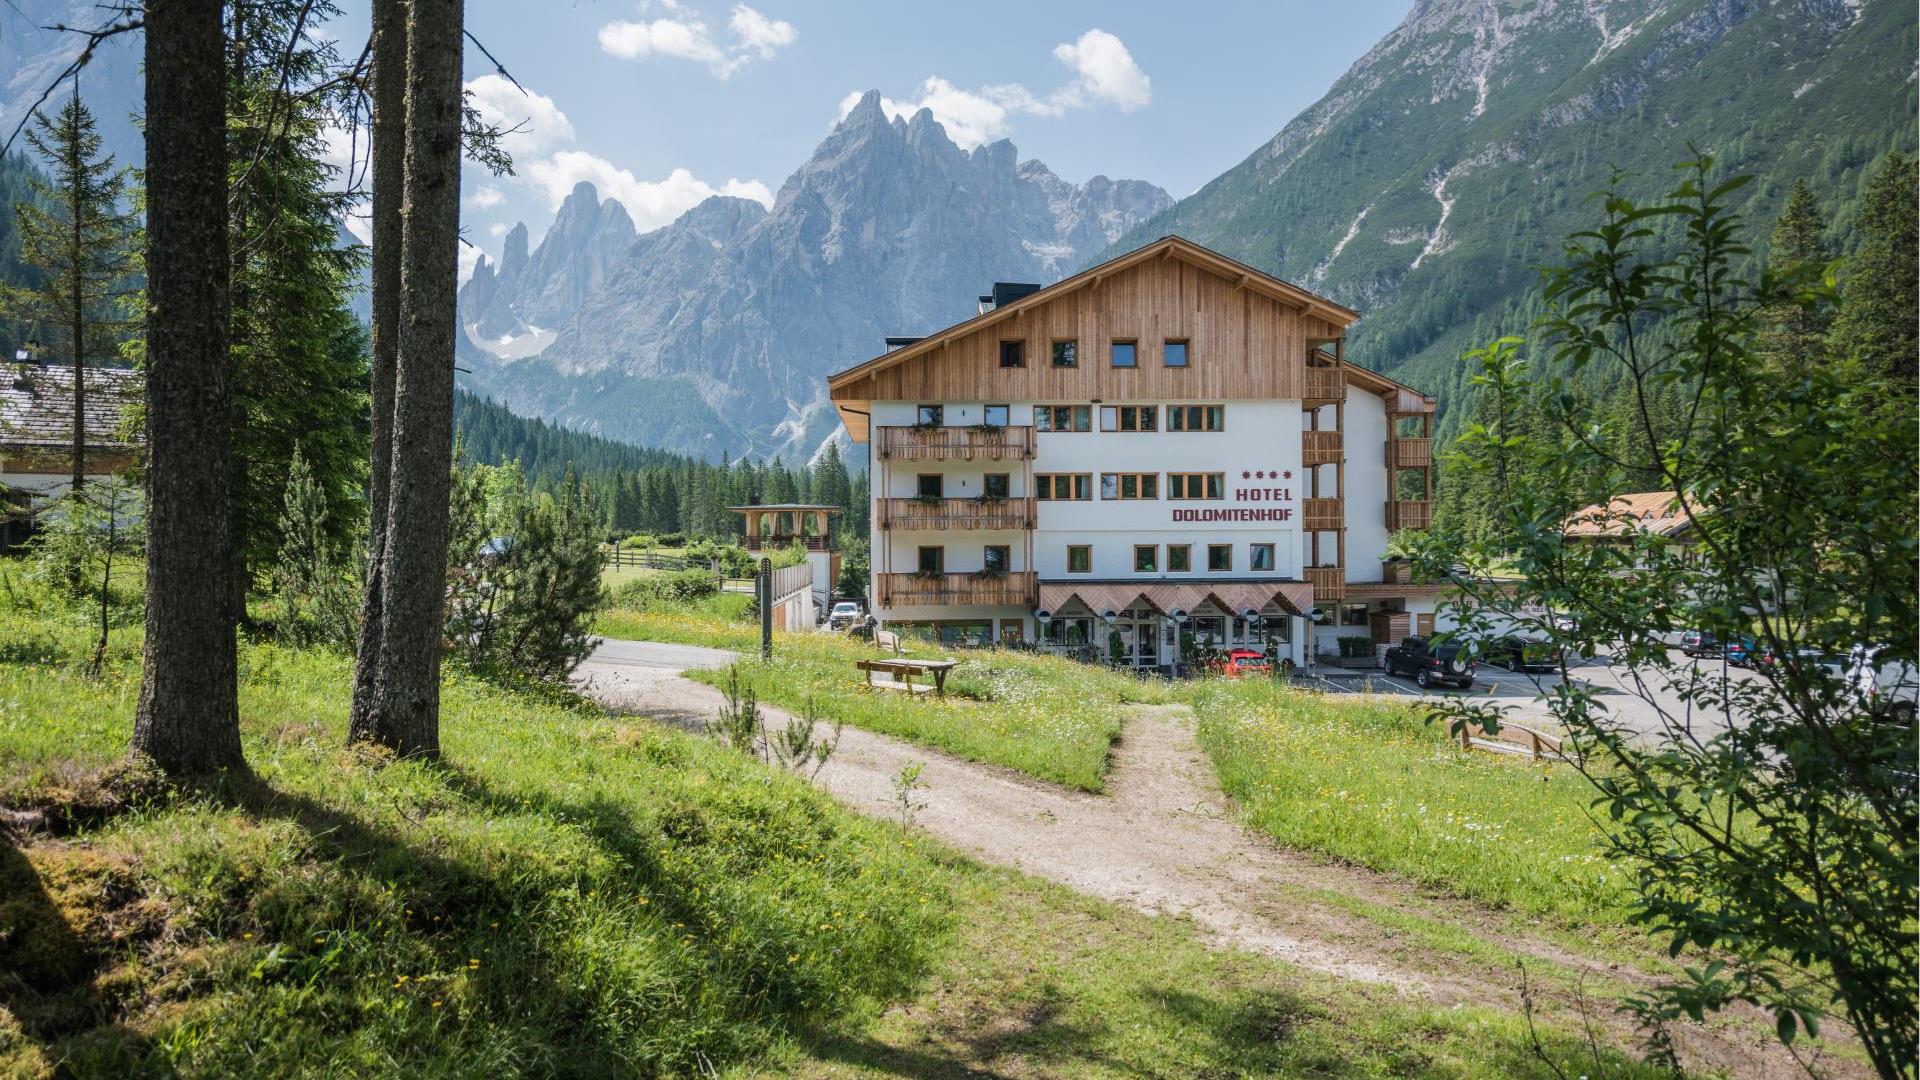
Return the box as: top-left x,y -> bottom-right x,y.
1410,153 -> 1917,1078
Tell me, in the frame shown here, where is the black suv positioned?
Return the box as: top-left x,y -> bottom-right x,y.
1384,636 -> 1477,689
1489,636 -> 1563,673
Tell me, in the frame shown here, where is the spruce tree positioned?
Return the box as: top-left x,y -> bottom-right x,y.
7,84 -> 136,490
1756,179 -> 1831,374
1831,152 -> 1917,389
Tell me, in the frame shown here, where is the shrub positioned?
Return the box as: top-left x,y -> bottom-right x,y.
612,568 -> 721,609
1337,635 -> 1375,658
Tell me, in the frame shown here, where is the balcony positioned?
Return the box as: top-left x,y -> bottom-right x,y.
876,424 -> 1035,461
743,534 -> 832,552
879,571 -> 1037,608
1302,497 -> 1344,531
1392,437 -> 1433,468
1303,566 -> 1345,603
1386,500 -> 1433,531
1302,429 -> 1343,466
881,496 -> 1036,531
1303,365 -> 1347,406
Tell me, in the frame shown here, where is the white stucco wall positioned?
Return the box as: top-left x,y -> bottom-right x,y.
1342,389 -> 1390,583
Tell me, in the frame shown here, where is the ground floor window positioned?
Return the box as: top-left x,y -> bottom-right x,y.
938,622 -> 993,648
1042,617 -> 1093,646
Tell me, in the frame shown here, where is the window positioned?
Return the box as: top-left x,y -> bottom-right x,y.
1051,340 -> 1078,368
1192,616 -> 1225,645
1166,544 -> 1191,572
1100,472 -> 1159,500
1066,545 -> 1092,574
1166,404 -> 1224,432
1043,617 -> 1092,646
984,545 -> 1011,573
1035,473 -> 1091,501
1164,340 -> 1189,367
918,546 -> 944,574
1207,544 -> 1233,572
1250,543 -> 1276,572
916,474 -> 943,498
1311,531 -> 1341,568
999,341 -> 1025,368
1034,404 -> 1091,432
1167,473 -> 1225,500
983,404 -> 1009,427
983,473 -> 1010,499
939,622 -> 992,648
1111,340 -> 1137,368
1100,404 -> 1157,432
1133,545 -> 1158,573
916,404 -> 944,426
1342,604 -> 1370,627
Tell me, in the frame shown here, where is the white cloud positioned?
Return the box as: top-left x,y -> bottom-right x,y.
458,241 -> 484,283
527,150 -> 773,229
463,74 -> 575,157
468,185 -> 506,209
1051,29 -> 1151,111
599,2 -> 795,78
838,28 -> 1150,151
489,222 -> 511,237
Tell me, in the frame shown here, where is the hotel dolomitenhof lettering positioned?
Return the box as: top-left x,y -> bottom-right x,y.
826,235 -> 1442,671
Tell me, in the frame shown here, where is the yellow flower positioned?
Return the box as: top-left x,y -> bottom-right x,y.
431,1000 -> 442,1008
242,932 -> 254,940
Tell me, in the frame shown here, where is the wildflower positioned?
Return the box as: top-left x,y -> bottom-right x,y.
431,1000 -> 442,1008
242,932 -> 254,940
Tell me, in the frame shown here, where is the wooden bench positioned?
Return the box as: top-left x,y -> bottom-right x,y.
874,629 -> 903,654
856,658 -> 958,698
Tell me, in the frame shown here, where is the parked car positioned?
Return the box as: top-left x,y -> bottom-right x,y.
1680,630 -> 1721,658
1217,649 -> 1272,679
828,601 -> 863,630
1489,636 -> 1563,673
1724,636 -> 1757,667
1548,612 -> 1579,634
1384,636 -> 1477,689
1806,646 -> 1919,726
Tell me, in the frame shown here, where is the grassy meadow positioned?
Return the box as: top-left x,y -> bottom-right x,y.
1185,678 -> 1630,926
0,575 -> 1675,1079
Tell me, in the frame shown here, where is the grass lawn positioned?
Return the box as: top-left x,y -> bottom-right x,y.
0,588 -> 1674,1079
1185,677 -> 1631,927
595,601 -> 1169,792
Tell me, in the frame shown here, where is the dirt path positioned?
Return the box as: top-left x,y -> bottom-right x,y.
574,641 -> 1849,1080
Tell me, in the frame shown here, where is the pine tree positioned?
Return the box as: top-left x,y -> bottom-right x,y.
7,85 -> 136,490
225,0 -> 371,610
1756,179 -> 1831,374
1832,152 -> 1917,389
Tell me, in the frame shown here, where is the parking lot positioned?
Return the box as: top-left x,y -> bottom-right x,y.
1299,649 -> 1768,742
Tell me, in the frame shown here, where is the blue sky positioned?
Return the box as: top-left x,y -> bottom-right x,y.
327,0 -> 1411,273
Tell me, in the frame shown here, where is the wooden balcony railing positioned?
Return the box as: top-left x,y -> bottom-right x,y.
875,425 -> 1035,461
1386,500 -> 1433,531
1380,560 -> 1417,585
1303,566 -> 1345,603
881,496 -> 1036,531
1303,365 -> 1347,406
878,571 -> 1037,607
1391,437 -> 1433,468
743,534 -> 832,552
1302,429 -> 1343,466
1302,497 -> 1344,531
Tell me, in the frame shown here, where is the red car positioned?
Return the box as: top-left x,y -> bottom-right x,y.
1218,649 -> 1273,678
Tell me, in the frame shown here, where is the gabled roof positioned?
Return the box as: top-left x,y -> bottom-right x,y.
1563,491 -> 1700,539
0,363 -> 143,452
826,235 -> 1359,392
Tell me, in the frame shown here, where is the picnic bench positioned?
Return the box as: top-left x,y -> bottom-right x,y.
855,657 -> 958,698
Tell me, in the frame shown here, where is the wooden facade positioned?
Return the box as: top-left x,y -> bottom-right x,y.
827,237 -> 1356,439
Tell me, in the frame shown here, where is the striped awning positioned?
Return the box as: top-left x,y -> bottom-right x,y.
1037,581 -> 1313,619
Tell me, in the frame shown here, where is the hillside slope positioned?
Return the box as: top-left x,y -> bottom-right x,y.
1108,0 -> 1916,442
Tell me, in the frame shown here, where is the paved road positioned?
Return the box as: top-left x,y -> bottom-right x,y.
1304,649 -> 1763,742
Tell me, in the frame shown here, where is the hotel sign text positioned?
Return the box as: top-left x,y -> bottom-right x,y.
1171,469 -> 1295,523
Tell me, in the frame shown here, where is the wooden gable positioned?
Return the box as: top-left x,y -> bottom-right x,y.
827,237 -> 1358,440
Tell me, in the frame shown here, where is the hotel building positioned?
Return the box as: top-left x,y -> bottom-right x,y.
824,236 -> 1442,670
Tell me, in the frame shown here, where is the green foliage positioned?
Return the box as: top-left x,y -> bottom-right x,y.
1416,157 -> 1916,1076
225,0 -> 369,592
1831,152 -> 1918,389
27,476 -> 142,673
1336,635 -> 1374,659
268,445 -> 358,651
3,91 -> 137,367
445,459 -> 607,682
612,567 -> 721,609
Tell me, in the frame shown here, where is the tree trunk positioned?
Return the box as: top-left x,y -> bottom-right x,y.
348,0 -> 409,745
362,0 -> 462,757
130,0 -> 242,775
68,82 -> 85,493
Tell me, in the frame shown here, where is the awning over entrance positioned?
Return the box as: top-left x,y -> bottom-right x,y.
1036,581 -> 1313,619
